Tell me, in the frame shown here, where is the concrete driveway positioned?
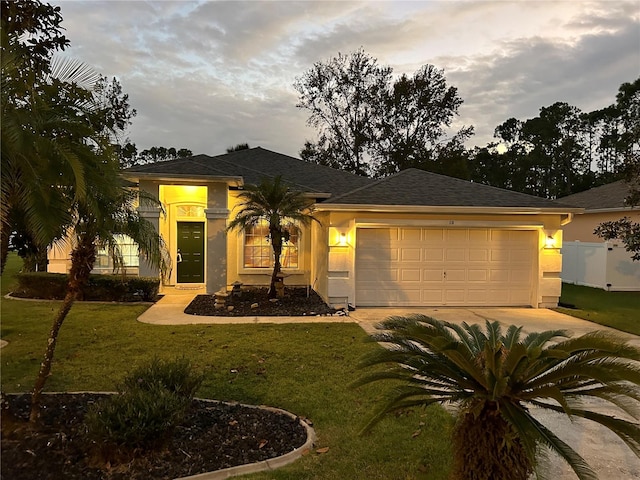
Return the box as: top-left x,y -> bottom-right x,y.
350,307 -> 640,480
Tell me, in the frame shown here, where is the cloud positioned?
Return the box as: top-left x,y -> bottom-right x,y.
56,0 -> 639,156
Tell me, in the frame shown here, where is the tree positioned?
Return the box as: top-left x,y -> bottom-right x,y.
0,0 -> 168,422
373,65 -> 473,177
295,48 -> 391,176
1,0 -> 84,272
226,176 -> 317,298
355,316 -> 640,480
30,170 -> 169,422
226,143 -> 250,153
119,144 -> 193,168
295,49 -> 472,178
594,79 -> 640,259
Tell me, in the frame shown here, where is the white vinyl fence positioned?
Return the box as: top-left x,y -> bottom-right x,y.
561,241 -> 640,291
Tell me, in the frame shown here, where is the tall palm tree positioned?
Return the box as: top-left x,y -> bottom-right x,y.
355,315 -> 640,480
30,168 -> 169,422
226,176 -> 317,298
1,21 -> 99,272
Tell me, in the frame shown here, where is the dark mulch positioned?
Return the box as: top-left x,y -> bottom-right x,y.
1,393 -> 309,480
185,287 -> 342,317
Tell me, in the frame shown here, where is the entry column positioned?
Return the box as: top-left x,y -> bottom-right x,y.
205,207 -> 229,294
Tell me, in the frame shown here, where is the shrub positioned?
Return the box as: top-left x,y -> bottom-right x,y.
84,357 -> 203,463
85,385 -> 188,459
121,357 -> 203,399
12,272 -> 159,302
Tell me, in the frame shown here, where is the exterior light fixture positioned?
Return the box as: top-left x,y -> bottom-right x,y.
545,235 -> 556,249
339,233 -> 347,246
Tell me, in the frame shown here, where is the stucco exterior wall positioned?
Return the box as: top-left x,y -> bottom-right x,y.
563,210 -> 640,242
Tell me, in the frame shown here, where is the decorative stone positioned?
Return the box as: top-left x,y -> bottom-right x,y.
227,306 -> 234,312
251,302 -> 259,309
269,298 -> 279,303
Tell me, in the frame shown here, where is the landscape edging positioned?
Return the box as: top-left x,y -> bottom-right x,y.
176,399 -> 317,480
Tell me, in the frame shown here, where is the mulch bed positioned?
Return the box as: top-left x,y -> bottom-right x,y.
185,287 -> 343,317
1,393 -> 309,480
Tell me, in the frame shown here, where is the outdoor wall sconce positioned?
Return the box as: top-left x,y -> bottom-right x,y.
329,226 -> 349,246
545,235 -> 556,249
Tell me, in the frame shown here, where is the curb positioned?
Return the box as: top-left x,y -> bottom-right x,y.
176,399 -> 316,480
4,392 -> 316,480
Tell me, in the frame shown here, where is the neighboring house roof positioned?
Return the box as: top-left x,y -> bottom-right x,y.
124,147 -> 373,198
323,168 -> 578,210
559,180 -> 636,211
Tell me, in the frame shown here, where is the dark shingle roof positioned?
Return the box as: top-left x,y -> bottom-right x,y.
324,168 -> 575,209
125,150 -> 577,210
124,147 -> 373,197
559,180 -> 633,210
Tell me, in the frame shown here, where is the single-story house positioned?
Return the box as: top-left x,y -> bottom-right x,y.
48,147 -> 582,308
560,180 -> 640,291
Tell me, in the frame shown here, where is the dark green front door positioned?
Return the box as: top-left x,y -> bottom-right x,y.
177,222 -> 204,283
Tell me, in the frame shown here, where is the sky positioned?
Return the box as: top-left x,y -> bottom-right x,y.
57,0 -> 640,158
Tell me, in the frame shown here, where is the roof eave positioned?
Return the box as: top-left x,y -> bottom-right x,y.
122,172 -> 244,186
581,206 -> 640,214
314,204 -> 585,215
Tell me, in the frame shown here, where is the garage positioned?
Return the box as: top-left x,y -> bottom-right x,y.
355,227 -> 537,307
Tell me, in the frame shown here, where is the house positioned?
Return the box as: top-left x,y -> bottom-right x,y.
48,147 -> 582,308
560,180 -> 640,291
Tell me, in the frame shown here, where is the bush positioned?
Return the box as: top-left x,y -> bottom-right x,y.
84,357 -> 203,463
121,357 -> 203,399
12,272 -> 159,302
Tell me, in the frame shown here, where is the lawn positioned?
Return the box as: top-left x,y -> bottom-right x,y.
0,253 -> 453,480
556,282 -> 640,336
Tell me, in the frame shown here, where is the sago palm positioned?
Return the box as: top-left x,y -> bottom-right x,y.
354,315 -> 640,480
226,175 -> 317,298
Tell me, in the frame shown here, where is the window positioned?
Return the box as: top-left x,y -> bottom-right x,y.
243,221 -> 299,269
95,235 -> 139,270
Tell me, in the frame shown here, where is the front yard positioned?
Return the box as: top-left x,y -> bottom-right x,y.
0,254 -> 452,480
556,283 -> 640,336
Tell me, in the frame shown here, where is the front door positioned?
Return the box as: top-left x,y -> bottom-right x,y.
177,222 -> 204,283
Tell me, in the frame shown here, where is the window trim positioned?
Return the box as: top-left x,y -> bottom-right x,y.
238,221 -> 303,274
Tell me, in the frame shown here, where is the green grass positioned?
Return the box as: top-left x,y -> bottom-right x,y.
0,253 -> 452,480
556,283 -> 640,336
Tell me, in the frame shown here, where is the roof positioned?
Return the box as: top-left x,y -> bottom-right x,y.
124,147 -> 373,197
324,168 -> 577,209
124,149 -> 578,211
559,180 -> 635,210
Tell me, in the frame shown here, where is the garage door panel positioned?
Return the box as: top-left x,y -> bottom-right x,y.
356,227 -> 535,307
401,269 -> 421,282
468,269 -> 488,282
446,269 -> 466,282
446,249 -> 466,261
423,269 -> 444,282
401,248 -> 421,261
469,249 -> 488,262
402,228 -> 421,241
422,289 -> 444,303
423,248 -> 444,261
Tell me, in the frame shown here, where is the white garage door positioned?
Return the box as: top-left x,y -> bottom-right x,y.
355,227 -> 536,307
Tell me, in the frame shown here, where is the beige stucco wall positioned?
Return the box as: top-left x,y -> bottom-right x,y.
563,210 -> 640,242
317,210 -> 567,308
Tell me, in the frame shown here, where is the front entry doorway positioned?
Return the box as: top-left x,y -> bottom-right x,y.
177,222 -> 204,283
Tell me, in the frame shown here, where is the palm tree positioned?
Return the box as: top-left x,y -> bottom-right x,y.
226,176 -> 317,298
1,21 -> 100,273
355,315 -> 640,480
30,168 -> 169,422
